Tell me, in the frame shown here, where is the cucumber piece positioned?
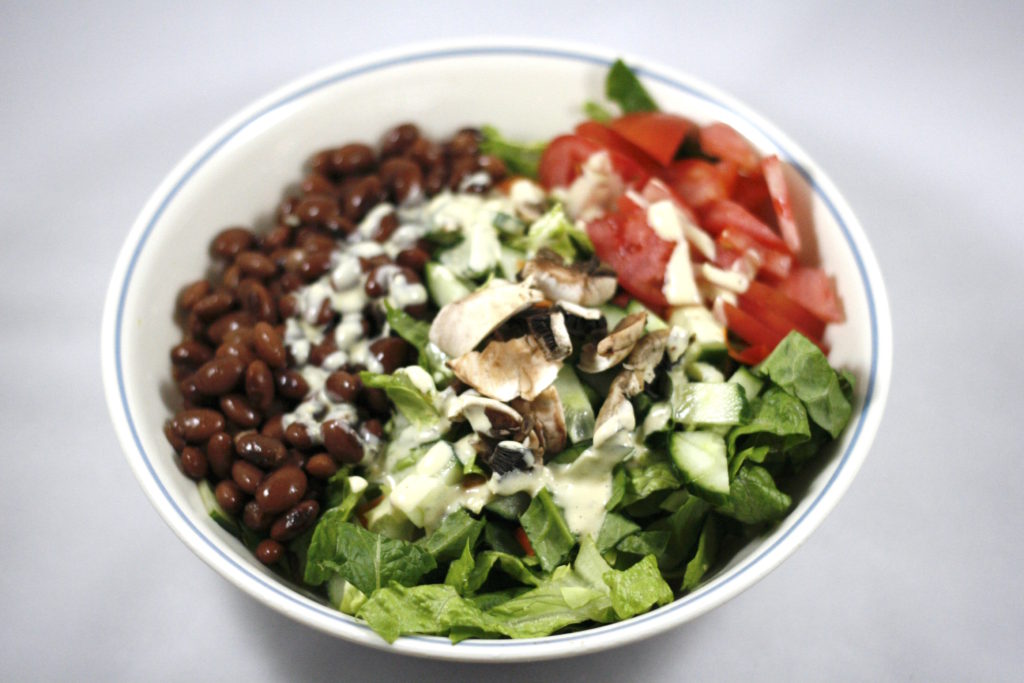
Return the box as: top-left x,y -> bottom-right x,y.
599,303 -> 628,330
668,305 -> 726,358
728,366 -> 764,400
670,430 -> 730,504
641,401 -> 673,439
553,365 -> 596,443
672,382 -> 748,427
687,361 -> 725,383
625,300 -> 668,332
498,245 -> 526,280
424,262 -> 472,307
198,479 -> 239,536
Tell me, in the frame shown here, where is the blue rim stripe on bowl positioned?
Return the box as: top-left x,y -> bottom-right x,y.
114,44 -> 879,648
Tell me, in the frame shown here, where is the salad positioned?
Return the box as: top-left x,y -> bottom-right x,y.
168,60 -> 853,643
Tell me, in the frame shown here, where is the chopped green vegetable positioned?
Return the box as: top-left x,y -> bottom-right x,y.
417,508 -> 484,562
359,369 -> 439,427
479,125 -> 547,178
583,100 -> 613,123
606,58 -> 659,113
604,554 -> 674,620
304,516 -> 436,593
512,203 -> 593,262
681,514 -> 719,591
716,465 -> 792,525
520,489 -> 576,572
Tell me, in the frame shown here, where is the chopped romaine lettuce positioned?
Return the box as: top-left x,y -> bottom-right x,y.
606,58 -> 659,113
479,125 -> 547,178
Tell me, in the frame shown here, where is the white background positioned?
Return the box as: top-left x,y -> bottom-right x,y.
2,2 -> 1022,680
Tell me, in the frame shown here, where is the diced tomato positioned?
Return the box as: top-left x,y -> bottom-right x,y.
722,301 -> 786,348
778,266 -> 845,323
514,527 -> 535,557
699,123 -> 761,174
700,199 -> 790,252
762,155 -> 801,253
666,159 -> 730,209
586,196 -> 673,310
609,112 -> 695,166
728,342 -> 772,365
575,121 -> 661,183
639,178 -> 698,223
537,134 -> 603,189
717,228 -> 792,280
715,160 -> 739,197
730,171 -> 773,221
737,292 -> 829,353
740,280 -> 826,340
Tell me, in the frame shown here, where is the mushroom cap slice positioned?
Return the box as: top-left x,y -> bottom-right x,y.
623,328 -> 670,386
450,335 -> 562,402
447,391 -> 526,440
428,280 -> 543,358
511,385 -> 567,459
520,252 -> 618,307
577,312 -> 648,374
527,310 -> 572,361
592,370 -> 642,447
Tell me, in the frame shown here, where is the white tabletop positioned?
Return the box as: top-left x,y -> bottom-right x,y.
3,2 -> 1022,680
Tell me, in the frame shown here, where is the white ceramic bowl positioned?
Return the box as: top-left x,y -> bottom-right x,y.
101,39 -> 892,662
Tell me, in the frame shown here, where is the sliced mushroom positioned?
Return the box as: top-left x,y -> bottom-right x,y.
520,251 -> 618,306
484,440 -> 536,476
557,301 -> 608,345
428,279 -> 544,357
511,386 -> 567,458
592,370 -> 642,447
577,312 -> 648,374
623,328 -> 670,386
527,309 -> 572,361
450,335 -> 562,402
447,391 -> 526,440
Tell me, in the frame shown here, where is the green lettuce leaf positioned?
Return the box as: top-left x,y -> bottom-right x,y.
322,469 -> 366,520
359,369 -> 439,427
383,302 -> 451,382
681,514 -> 719,591
606,58 -> 659,113
604,554 -> 674,620
356,583 -> 495,643
417,508 -> 484,562
596,512 -> 641,554
757,332 -> 852,438
303,516 -> 436,593
512,203 -> 593,262
716,465 -> 792,525
727,385 -> 812,461
520,488 -> 577,572
479,125 -> 547,178
648,494 -> 709,570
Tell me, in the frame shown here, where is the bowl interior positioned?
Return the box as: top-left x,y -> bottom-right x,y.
104,43 -> 889,662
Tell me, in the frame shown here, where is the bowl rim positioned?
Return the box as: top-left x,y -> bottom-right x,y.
101,37 -> 892,662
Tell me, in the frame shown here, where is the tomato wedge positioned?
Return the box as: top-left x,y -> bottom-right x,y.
717,228 -> 792,280
700,199 -> 790,252
740,281 -> 826,339
666,159 -> 729,209
537,134 -> 602,189
762,155 -> 800,253
778,266 -> 845,323
586,195 -> 673,310
722,301 -> 785,348
575,121 -> 661,182
514,526 -> 535,556
737,293 -> 828,353
699,123 -> 760,174
728,341 -> 772,365
609,112 -> 695,166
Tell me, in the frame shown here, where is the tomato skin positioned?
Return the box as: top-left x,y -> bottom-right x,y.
700,199 -> 790,252
722,301 -> 785,348
538,135 -> 602,189
716,228 -> 793,281
574,121 -> 660,183
778,266 -> 845,323
609,112 -> 695,166
514,527 -> 535,556
728,342 -> 772,365
586,196 -> 673,310
667,159 -> 729,209
740,280 -> 826,339
699,122 -> 761,174
762,155 -> 801,252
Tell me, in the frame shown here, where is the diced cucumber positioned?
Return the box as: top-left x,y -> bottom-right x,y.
553,365 -> 596,444
641,401 -> 673,439
599,303 -> 628,330
668,305 -> 726,359
728,366 -> 764,400
498,245 -> 526,280
670,430 -> 730,504
424,262 -> 472,307
625,300 -> 668,332
687,361 -> 725,383
198,479 -> 239,536
672,382 -> 748,427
